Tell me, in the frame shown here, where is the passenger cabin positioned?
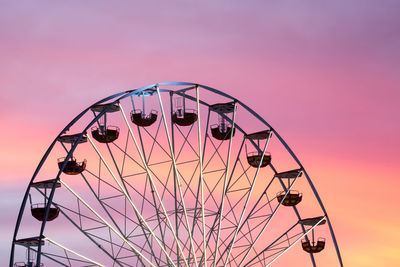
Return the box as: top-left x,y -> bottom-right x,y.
131,109 -> 158,127
302,238 -> 326,253
58,157 -> 87,175
172,96 -> 198,126
14,237 -> 44,267
299,216 -> 326,254
276,190 -> 302,206
210,102 -> 236,140
91,126 -> 120,143
247,152 -> 271,168
274,169 -> 303,206
57,134 -> 87,175
130,89 -> 159,127
172,110 -> 197,126
90,103 -> 121,143
31,203 -> 59,222
211,124 -> 235,140
245,130 -> 272,168
30,180 -> 61,222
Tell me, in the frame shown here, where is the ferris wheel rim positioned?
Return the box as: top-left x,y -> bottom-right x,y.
10,82 -> 343,267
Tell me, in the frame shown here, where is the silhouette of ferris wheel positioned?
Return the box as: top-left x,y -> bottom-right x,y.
10,82 -> 343,267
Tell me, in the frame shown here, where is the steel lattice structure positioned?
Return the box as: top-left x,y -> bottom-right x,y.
10,82 -> 343,267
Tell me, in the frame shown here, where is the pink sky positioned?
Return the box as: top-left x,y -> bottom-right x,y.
1,1 -> 400,266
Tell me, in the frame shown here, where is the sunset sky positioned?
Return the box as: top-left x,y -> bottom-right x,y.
1,1 -> 400,266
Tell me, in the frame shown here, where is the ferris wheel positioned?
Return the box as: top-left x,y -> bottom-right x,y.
10,82 -> 343,267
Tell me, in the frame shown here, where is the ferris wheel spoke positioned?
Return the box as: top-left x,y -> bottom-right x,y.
60,142 -> 138,236
58,179 -> 154,266
112,134 -> 176,252
29,248 -> 70,267
188,103 -> 211,266
34,187 -> 125,267
80,170 -> 150,244
38,192 -> 122,258
245,224 -> 300,266
87,134 -> 176,267
268,163 -> 317,267
216,131 -> 272,267
85,133 -> 161,265
120,102 -> 190,267
156,86 -> 199,266
237,173 -> 302,266
102,141 -> 166,266
196,136 -> 245,266
44,236 -> 106,267
196,86 -> 207,266
212,102 -> 237,267
169,91 -> 182,266
273,175 -> 317,267
245,216 -> 326,267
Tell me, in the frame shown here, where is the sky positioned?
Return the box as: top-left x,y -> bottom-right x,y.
1,0 -> 400,266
